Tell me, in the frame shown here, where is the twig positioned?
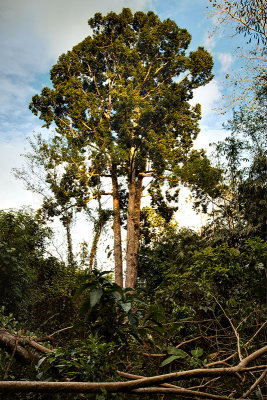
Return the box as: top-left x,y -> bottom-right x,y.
241,369 -> 267,398
205,352 -> 237,368
49,326 -> 73,337
131,386 -> 230,399
176,335 -> 202,349
143,335 -> 204,357
117,370 -> 182,388
212,295 -> 243,361
188,376 -> 221,390
244,321 -> 267,347
3,337 -> 18,379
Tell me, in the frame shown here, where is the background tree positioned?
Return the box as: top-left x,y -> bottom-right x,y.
207,0 -> 267,109
29,8 -> 214,287
204,86 -> 267,244
0,208 -> 76,331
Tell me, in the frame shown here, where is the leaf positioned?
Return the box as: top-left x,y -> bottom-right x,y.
191,347 -> 203,358
128,313 -> 137,330
121,302 -> 131,313
167,347 -> 189,358
90,288 -> 103,308
161,355 -> 181,367
36,372 -> 44,380
112,291 -> 121,300
36,356 -> 47,370
96,395 -> 105,400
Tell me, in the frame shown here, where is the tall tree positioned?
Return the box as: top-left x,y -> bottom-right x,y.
30,8 -> 213,288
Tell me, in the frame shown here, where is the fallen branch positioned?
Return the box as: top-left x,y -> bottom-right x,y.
25,340 -> 52,354
242,369 -> 267,398
0,335 -> 266,396
117,371 -> 228,400
131,387 -> 230,398
0,329 -> 39,365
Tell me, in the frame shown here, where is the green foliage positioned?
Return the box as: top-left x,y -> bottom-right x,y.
0,209 -> 51,317
0,208 -> 77,331
37,335 -> 118,383
75,269 -> 142,341
175,149 -> 225,212
163,236 -> 266,331
209,89 -> 267,243
29,8 -> 213,187
139,220 -> 203,296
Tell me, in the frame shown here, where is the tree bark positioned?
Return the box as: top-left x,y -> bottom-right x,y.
65,216 -> 74,270
0,329 -> 40,365
125,153 -> 143,288
111,163 -> 123,287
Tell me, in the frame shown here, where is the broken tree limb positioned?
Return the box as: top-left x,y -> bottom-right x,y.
0,329 -> 39,365
0,342 -> 266,395
117,371 -> 229,400
25,340 -> 52,354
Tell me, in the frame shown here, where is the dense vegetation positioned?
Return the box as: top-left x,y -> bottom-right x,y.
0,3 -> 266,399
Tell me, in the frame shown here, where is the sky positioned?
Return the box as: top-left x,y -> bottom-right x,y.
0,0 -> 244,259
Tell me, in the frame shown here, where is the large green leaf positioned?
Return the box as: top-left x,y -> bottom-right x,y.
161,355 -> 181,367
167,346 -> 189,357
90,288 -> 103,308
121,302 -> 131,313
191,347 -> 203,358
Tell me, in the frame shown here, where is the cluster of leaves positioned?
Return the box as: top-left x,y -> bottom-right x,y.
75,269 -> 142,342
36,336 -> 118,383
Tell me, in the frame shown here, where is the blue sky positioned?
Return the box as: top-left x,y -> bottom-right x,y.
0,0 -> 244,225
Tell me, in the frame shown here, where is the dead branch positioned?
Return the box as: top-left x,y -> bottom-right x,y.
117,371 -> 228,399
205,352 -> 237,368
131,387 -> 230,398
142,352 -> 166,357
176,335 -> 202,349
241,369 -> 267,398
0,338 -> 266,396
0,329 -> 39,365
25,340 -> 52,354
117,370 -> 183,388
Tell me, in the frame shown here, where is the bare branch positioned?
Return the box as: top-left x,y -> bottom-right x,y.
241,369 -> 267,398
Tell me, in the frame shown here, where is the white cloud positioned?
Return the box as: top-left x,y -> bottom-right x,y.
217,52 -> 234,73
0,140 -> 42,210
175,187 -> 209,231
190,79 -> 222,117
194,126 -> 227,154
203,32 -> 216,52
1,0 -> 153,65
0,0 -> 153,135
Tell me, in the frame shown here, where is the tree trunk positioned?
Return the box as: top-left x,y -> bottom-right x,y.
89,230 -> 101,271
125,155 -> 143,288
133,175 -> 143,278
65,217 -> 74,270
111,163 -> 123,287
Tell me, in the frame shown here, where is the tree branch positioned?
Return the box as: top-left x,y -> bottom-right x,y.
0,329 -> 39,365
